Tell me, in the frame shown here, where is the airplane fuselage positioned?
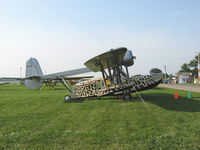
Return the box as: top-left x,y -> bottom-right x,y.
68,73 -> 163,99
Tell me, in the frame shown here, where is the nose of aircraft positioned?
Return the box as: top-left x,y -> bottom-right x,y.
122,50 -> 135,67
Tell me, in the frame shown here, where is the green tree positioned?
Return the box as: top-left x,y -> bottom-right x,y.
150,68 -> 162,74
179,55 -> 198,78
168,74 -> 173,80
179,63 -> 191,72
188,55 -> 198,78
188,55 -> 198,68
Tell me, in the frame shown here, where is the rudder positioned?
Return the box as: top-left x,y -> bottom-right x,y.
26,57 -> 43,78
25,57 -> 43,90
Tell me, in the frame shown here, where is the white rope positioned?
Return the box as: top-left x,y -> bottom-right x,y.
133,87 -> 150,110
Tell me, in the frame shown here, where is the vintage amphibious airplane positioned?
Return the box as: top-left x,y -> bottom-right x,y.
0,82 -> 9,85
64,47 -> 163,101
0,58 -> 92,89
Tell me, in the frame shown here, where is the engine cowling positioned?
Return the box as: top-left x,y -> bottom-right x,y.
121,50 -> 136,67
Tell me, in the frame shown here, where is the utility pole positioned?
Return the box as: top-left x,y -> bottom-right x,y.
195,52 -> 200,83
198,52 -> 200,80
20,67 -> 22,78
197,52 -> 200,81
198,52 -> 200,79
163,65 -> 167,83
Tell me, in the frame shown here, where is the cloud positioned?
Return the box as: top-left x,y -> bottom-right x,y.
166,11 -> 189,17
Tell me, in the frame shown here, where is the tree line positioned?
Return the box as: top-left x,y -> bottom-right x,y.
179,55 -> 198,78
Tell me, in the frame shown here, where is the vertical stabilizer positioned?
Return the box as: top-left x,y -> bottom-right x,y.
25,57 -> 43,90
26,57 -> 43,78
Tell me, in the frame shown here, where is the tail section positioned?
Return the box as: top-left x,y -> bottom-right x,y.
25,58 -> 43,90
26,57 -> 43,78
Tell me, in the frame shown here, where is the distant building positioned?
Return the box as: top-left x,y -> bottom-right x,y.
171,77 -> 177,84
176,72 -> 193,84
194,78 -> 200,84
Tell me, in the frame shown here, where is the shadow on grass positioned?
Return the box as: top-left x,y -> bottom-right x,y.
63,96 -> 119,103
63,92 -> 200,112
153,87 -> 166,90
64,99 -> 85,103
53,88 -> 66,90
140,92 -> 200,112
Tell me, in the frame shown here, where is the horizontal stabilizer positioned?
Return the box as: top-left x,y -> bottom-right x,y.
0,77 -> 23,82
0,82 -> 9,85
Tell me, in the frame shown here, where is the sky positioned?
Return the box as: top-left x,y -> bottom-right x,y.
0,0 -> 200,77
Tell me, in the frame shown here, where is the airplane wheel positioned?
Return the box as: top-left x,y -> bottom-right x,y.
123,94 -> 132,100
117,95 -> 123,99
64,95 -> 71,101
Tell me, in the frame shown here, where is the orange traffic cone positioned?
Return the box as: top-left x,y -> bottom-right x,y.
174,92 -> 179,99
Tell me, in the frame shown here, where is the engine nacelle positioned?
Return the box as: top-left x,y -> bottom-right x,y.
25,79 -> 42,90
121,50 -> 136,67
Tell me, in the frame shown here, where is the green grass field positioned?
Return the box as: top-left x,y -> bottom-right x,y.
1,84 -> 200,150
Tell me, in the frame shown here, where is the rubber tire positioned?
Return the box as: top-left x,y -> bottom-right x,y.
117,95 -> 123,99
64,95 -> 71,101
123,93 -> 132,100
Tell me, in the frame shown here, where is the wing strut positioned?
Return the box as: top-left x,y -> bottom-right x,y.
99,60 -> 107,87
106,60 -> 113,82
60,77 -> 72,92
125,66 -> 129,77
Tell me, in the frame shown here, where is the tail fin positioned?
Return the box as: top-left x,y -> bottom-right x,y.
26,57 -> 43,78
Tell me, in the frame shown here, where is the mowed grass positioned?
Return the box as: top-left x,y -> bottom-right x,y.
1,84 -> 200,149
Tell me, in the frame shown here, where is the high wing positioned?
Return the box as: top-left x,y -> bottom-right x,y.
1,57 -> 92,90
40,68 -> 91,80
84,47 -> 127,72
0,68 -> 91,82
63,76 -> 94,80
84,47 -> 135,86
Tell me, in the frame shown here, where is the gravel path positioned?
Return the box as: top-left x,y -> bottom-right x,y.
159,84 -> 200,93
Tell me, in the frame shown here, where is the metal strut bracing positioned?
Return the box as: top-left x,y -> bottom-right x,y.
60,77 -> 72,92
